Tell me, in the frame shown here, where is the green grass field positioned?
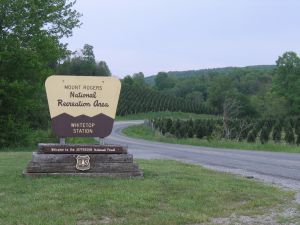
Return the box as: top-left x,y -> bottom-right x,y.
123,124 -> 300,153
0,152 -> 296,225
116,111 -> 218,121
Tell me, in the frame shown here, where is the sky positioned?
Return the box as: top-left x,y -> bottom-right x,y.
64,0 -> 300,78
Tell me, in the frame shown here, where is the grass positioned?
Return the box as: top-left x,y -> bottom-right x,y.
0,152 -> 296,225
123,124 -> 300,153
116,111 -> 218,121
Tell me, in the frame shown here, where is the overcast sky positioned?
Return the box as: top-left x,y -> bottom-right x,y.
64,0 -> 300,78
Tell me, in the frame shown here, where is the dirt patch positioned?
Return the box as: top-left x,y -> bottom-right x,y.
77,217 -> 110,225
77,217 -> 123,225
195,203 -> 300,225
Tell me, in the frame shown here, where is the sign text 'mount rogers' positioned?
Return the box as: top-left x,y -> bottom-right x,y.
45,75 -> 121,138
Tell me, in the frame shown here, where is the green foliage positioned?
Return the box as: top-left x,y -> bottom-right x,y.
173,119 -> 181,138
187,119 -> 194,138
146,65 -> 276,118
56,44 -> 111,76
273,51 -> 300,115
122,75 -> 134,85
132,72 -> 146,87
195,120 -> 207,139
144,57 -> 300,118
260,126 -> 269,144
208,76 -> 235,113
145,65 -> 276,84
272,122 -> 282,143
154,72 -> 175,90
247,131 -> 256,143
284,123 -> 295,145
0,0 -> 81,147
148,116 -> 299,146
117,84 -> 212,116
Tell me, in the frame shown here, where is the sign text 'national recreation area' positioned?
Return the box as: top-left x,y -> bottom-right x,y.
45,75 -> 121,138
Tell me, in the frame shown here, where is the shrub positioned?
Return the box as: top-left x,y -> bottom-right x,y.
272,122 -> 282,143
247,130 -> 256,143
284,124 -> 295,144
195,120 -> 206,139
260,126 -> 269,144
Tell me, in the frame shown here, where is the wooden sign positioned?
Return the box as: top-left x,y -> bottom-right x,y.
45,75 -> 121,138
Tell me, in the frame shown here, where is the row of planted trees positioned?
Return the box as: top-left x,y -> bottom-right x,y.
147,117 -> 300,145
117,84 -> 213,116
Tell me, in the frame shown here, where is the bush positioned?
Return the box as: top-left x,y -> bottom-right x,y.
195,120 -> 206,139
247,130 -> 256,143
0,115 -> 31,148
187,119 -> 194,138
166,119 -> 173,132
284,124 -> 295,144
147,116 -> 300,146
179,122 -> 188,138
174,119 -> 182,138
260,126 -> 269,144
272,122 -> 282,143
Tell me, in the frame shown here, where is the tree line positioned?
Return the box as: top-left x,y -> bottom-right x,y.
148,117 -> 300,145
123,53 -> 300,118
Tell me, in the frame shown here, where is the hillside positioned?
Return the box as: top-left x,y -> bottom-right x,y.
117,84 -> 212,116
145,65 -> 275,85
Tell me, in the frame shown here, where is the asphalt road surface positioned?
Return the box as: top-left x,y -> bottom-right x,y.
106,120 -> 300,194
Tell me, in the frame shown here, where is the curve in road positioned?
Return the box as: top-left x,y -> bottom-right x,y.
106,121 -> 300,193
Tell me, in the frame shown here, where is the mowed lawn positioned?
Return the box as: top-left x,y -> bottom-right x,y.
0,152 -> 295,225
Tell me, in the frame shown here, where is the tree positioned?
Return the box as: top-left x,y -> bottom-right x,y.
186,91 -> 204,105
173,119 -> 181,138
82,44 -> 95,63
260,126 -> 269,144
132,72 -> 146,87
122,75 -> 134,85
56,44 -> 111,76
0,0 -> 81,147
187,119 -> 194,138
222,97 -> 241,139
284,124 -> 295,144
97,61 -> 111,76
272,121 -> 282,143
273,52 -> 300,114
208,76 -> 235,113
247,130 -> 256,143
0,0 -> 81,81
195,120 -> 206,139
155,72 -> 174,90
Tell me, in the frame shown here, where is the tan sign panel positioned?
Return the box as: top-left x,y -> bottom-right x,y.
45,75 -> 121,138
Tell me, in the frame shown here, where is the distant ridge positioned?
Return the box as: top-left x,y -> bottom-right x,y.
145,65 -> 276,85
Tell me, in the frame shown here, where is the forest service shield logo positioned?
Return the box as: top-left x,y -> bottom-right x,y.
76,155 -> 90,171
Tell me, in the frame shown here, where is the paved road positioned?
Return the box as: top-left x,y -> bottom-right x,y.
106,120 -> 300,192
